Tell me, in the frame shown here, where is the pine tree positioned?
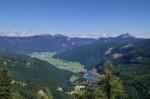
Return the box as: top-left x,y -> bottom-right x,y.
102,61 -> 127,99
82,61 -> 127,99
0,69 -> 13,99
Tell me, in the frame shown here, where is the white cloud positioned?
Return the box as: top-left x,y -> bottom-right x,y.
0,32 -> 33,37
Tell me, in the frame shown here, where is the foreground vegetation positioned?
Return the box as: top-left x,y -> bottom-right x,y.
0,50 -> 73,99
71,61 -> 127,99
70,62 -> 150,99
117,64 -> 150,99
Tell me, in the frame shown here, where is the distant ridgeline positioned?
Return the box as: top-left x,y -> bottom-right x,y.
0,33 -> 140,53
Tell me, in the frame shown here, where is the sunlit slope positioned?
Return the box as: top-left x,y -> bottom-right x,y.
30,52 -> 84,73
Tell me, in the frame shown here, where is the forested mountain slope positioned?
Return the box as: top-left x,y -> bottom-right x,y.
92,39 -> 150,98
54,39 -> 148,68
110,39 -> 150,65
0,49 -> 74,99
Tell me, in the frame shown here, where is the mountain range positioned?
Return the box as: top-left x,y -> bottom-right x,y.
0,33 -> 141,53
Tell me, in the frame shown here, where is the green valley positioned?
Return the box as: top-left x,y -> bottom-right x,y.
30,52 -> 84,73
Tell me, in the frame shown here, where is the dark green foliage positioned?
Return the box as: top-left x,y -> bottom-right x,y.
54,39 -> 148,69
117,64 -> 150,99
54,38 -> 141,69
83,85 -> 97,99
103,62 -> 126,99
0,69 -> 13,99
72,62 -> 126,99
111,39 -> 150,65
0,50 -> 74,99
56,39 -> 150,99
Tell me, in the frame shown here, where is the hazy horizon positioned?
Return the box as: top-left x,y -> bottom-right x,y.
0,32 -> 149,39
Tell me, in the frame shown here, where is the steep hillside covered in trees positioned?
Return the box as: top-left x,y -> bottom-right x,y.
0,49 -> 74,99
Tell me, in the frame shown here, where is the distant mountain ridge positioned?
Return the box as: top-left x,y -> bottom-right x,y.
0,33 -> 141,53
0,32 -> 135,38
116,33 -> 135,39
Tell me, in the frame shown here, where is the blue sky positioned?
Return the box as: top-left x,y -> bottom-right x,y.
0,0 -> 150,38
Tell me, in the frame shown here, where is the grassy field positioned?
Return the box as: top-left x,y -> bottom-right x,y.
30,52 -> 84,73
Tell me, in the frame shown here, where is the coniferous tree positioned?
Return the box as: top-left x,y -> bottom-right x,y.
0,69 -> 13,99
102,61 -> 127,99
78,61 -> 127,99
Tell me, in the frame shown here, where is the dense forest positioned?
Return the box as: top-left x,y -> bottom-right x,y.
0,49 -> 73,99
